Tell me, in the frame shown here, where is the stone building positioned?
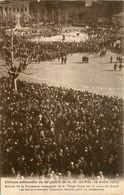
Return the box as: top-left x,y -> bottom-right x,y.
29,0 -> 107,26
0,0 -> 123,28
0,0 -> 29,27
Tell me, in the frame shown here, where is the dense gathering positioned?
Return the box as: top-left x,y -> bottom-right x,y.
1,23 -> 123,64
0,77 -> 123,178
0,0 -> 123,181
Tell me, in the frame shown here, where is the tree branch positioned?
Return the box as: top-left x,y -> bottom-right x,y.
3,47 -> 12,54
21,71 -> 35,75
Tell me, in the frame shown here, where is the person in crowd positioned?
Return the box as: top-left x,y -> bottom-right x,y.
119,63 -> 122,71
110,56 -> 113,63
114,63 -> 117,71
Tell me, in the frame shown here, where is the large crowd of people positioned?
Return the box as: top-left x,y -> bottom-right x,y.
0,77 -> 123,178
0,13 -> 123,179
25,26 -> 123,62
1,24 -> 123,65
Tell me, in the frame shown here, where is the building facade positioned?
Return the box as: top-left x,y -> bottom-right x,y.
0,0 -> 123,28
0,0 -> 29,27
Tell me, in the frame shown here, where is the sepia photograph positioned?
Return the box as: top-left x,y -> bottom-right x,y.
0,0 -> 123,183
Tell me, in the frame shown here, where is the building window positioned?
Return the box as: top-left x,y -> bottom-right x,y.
25,7 -> 27,12
21,7 -> 23,12
13,7 -> 15,12
5,7 -> 8,12
17,7 -> 19,12
9,7 -> 11,11
14,15 -> 16,21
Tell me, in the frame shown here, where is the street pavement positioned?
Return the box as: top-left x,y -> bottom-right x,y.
19,51 -> 123,98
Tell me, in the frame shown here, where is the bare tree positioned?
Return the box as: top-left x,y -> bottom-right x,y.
0,29 -> 32,91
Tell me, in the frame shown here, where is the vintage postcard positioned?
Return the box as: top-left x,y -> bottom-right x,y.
0,0 -> 123,194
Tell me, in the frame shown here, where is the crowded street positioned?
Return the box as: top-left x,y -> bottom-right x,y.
21,51 -> 124,98
0,0 -> 123,180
